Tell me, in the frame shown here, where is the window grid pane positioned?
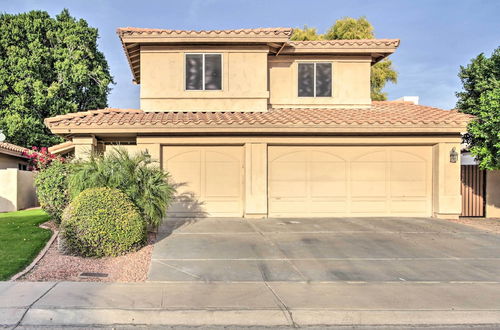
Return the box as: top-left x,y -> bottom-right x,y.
185,54 -> 203,90
204,54 -> 222,90
298,63 -> 314,97
315,63 -> 332,97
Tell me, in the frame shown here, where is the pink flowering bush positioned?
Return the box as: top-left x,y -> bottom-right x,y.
22,146 -> 61,171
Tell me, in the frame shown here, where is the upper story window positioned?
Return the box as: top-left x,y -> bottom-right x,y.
298,62 -> 332,97
185,54 -> 222,90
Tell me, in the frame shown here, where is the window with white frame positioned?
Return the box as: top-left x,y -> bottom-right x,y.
185,54 -> 222,90
298,62 -> 332,97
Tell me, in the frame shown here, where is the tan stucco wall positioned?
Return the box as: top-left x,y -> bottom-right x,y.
139,47 -> 372,111
269,56 -> 372,108
103,144 -> 138,157
432,143 -> 462,219
0,153 -> 27,170
16,170 -> 37,210
73,136 -> 96,160
140,45 -> 269,112
486,170 -> 500,218
0,169 -> 37,212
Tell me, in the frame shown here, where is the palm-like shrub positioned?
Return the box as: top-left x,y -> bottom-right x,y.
68,148 -> 175,228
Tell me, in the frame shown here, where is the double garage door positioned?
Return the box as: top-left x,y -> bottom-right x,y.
163,145 -> 432,217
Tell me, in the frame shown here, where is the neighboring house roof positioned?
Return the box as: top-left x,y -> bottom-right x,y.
0,142 -> 29,158
283,39 -> 400,54
118,26 -> 399,83
288,39 -> 400,47
117,27 -> 294,37
45,102 -> 471,135
48,141 -> 74,155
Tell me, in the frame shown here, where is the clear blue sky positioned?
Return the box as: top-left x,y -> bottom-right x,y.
1,0 -> 499,110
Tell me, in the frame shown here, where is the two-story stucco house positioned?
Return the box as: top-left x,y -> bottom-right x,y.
45,27 -> 472,219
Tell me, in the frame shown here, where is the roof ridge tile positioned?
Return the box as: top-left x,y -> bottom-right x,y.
288,39 -> 400,47
117,27 -> 293,36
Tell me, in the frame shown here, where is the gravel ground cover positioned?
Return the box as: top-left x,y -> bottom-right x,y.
20,223 -> 155,282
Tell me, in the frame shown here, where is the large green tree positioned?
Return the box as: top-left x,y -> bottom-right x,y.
456,47 -> 500,170
0,9 -> 113,147
291,17 -> 397,100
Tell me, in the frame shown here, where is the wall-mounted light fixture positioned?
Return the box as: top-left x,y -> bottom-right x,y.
450,147 -> 458,163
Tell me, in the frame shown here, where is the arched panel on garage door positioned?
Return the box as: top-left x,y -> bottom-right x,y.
163,146 -> 244,217
268,146 -> 432,217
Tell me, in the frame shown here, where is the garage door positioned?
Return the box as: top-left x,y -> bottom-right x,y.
268,146 -> 432,217
162,146 -> 244,217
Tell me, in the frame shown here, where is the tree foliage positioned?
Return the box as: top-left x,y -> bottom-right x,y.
456,47 -> 500,170
370,58 -> 398,101
290,25 -> 323,41
291,16 -> 397,100
324,17 -> 374,40
0,9 -> 113,147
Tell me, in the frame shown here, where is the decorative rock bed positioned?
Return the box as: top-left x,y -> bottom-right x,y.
19,221 -> 155,282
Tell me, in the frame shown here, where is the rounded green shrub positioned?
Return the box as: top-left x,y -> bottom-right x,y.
61,187 -> 145,257
34,159 -> 71,223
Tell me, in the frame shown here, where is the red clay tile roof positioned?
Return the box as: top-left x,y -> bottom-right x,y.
288,39 -> 400,48
45,102 -> 471,134
117,27 -> 293,37
0,142 -> 29,157
118,27 -> 399,83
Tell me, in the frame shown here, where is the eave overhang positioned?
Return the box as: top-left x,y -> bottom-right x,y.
118,27 -> 293,84
48,125 -> 467,137
282,39 -> 400,64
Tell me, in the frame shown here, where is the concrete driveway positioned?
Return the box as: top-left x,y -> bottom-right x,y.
149,217 -> 500,282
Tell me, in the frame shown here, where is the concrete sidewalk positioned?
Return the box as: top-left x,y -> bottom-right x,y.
2,281 -> 500,328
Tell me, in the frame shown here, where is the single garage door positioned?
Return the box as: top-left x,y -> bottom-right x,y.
268,146 -> 432,217
163,146 -> 244,217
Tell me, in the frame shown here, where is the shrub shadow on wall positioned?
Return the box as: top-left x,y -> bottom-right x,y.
156,182 -> 208,241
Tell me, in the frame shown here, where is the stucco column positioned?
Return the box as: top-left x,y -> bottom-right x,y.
486,170 -> 500,218
244,143 -> 268,218
136,137 -> 162,165
72,136 -> 96,160
432,142 -> 462,219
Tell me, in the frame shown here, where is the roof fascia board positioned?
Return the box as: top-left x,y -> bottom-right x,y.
49,126 -> 467,135
120,35 -> 290,44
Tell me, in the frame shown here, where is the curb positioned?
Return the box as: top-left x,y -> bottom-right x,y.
8,308 -> 500,327
10,224 -> 59,282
